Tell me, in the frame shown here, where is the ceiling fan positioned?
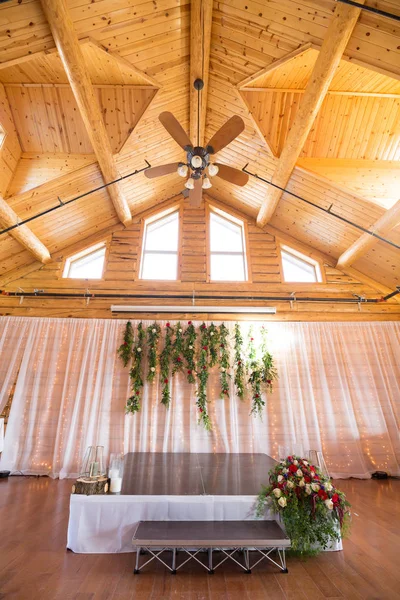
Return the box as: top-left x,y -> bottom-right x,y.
144,79 -> 249,207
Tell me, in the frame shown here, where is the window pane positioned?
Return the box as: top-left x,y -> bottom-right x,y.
210,254 -> 246,281
141,252 -> 178,280
145,211 -> 179,251
281,250 -> 317,282
67,247 -> 105,279
210,212 -> 243,252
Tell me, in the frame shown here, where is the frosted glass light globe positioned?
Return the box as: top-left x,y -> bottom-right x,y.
185,177 -> 195,190
177,164 -> 188,177
191,155 -> 203,169
202,177 -> 212,190
208,163 -> 219,176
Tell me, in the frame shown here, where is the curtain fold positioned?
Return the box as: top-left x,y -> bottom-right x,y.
0,316 -> 398,479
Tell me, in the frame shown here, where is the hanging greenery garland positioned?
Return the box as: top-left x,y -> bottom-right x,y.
207,322 -> 219,367
247,328 -> 264,416
196,322 -> 212,431
117,320 -> 134,367
172,321 -> 185,376
183,321 -> 197,384
126,322 -> 145,414
233,323 -> 245,399
159,322 -> 174,407
218,323 -> 231,398
146,322 -> 161,382
260,326 -> 278,391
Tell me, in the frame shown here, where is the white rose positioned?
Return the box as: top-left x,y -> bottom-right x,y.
150,367 -> 155,372
272,488 -> 282,498
282,468 -> 288,474
303,460 -> 308,466
137,347 -> 141,352
278,497 -> 287,508
298,478 -> 305,487
305,484 -> 312,495
152,329 -> 156,333
287,481 -> 295,489
210,332 -> 214,336
296,469 -> 303,477
277,475 -> 283,483
311,483 -> 320,492
293,460 -> 298,466
189,345 -> 193,350
326,482 -> 333,491
179,328 -> 182,333
280,460 -> 286,465
311,471 -> 315,478
221,367 -> 225,372
325,499 -> 333,510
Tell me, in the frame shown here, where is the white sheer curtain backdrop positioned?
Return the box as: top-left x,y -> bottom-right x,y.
0,317 -> 398,479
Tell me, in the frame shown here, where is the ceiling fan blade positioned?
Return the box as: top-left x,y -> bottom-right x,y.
206,116 -> 245,154
144,163 -> 181,179
189,178 -> 202,207
159,112 -> 193,150
214,164 -> 249,187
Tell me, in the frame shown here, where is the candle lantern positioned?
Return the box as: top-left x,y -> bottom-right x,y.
108,453 -> 124,493
72,445 -> 109,495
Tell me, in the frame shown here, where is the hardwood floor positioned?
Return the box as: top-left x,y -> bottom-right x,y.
0,477 -> 399,599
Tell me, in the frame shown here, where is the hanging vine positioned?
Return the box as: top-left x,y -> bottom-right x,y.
117,320 -> 134,367
260,326 -> 278,391
126,322 -> 145,414
183,321 -> 197,384
196,322 -> 212,430
247,328 -> 264,416
159,322 -> 174,407
218,323 -> 231,398
207,322 -> 219,367
146,322 -> 161,382
233,323 -> 245,399
172,322 -> 185,376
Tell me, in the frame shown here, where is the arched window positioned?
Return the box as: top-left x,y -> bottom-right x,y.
209,207 -> 248,281
140,209 -> 180,280
63,243 -> 106,279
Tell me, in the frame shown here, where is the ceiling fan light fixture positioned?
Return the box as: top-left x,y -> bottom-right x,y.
202,177 -> 212,190
177,164 -> 188,177
185,177 -> 195,190
191,155 -> 203,169
208,163 -> 219,177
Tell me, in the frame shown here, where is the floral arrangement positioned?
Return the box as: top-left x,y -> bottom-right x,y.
257,456 -> 351,555
118,321 -> 278,429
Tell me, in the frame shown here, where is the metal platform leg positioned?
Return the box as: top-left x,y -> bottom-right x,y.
172,548 -> 177,574
245,548 -> 251,574
134,547 -> 141,574
208,548 -> 214,575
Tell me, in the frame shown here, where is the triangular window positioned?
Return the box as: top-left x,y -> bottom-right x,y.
281,245 -> 322,283
63,243 -> 106,279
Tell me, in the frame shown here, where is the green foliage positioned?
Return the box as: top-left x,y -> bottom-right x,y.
117,321 -> 134,367
260,326 -> 278,391
207,323 -> 219,367
183,321 -> 197,384
218,323 -> 231,398
172,322 -> 185,376
256,456 -> 351,556
196,323 -> 212,431
146,322 -> 161,382
127,322 -> 145,414
233,324 -> 245,398
247,328 -> 264,416
159,322 -> 174,407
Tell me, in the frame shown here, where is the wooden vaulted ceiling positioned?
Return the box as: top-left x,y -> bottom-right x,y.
0,0 -> 399,291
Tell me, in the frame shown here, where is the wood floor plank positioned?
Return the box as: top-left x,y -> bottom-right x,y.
0,477 -> 399,600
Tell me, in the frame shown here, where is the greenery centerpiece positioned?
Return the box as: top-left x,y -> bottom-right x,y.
257,456 -> 351,555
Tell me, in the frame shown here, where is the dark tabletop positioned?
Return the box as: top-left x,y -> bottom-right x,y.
121,452 -> 276,496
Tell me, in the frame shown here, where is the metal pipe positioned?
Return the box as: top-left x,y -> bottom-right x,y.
242,166 -> 400,252
382,287 -> 400,301
2,290 -> 397,304
335,0 -> 400,21
0,162 -> 151,237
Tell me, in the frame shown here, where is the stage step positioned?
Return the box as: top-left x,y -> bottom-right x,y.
132,520 -> 290,574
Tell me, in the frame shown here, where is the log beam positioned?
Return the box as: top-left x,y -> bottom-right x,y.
190,0 -> 213,146
0,195 -> 51,263
39,0 -> 132,226
336,199 -> 400,269
256,0 -> 365,227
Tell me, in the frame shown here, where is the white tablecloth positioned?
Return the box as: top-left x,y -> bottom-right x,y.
67,493 -> 342,553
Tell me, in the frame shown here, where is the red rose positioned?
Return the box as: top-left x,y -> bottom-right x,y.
201,324 -> 206,329
332,493 -> 339,503
267,379 -> 272,384
255,394 -> 259,398
310,465 -> 316,472
314,474 -> 319,480
203,365 -> 207,370
199,407 -> 203,413
289,464 -> 297,473
203,346 -> 208,350
136,391 -> 140,396
318,489 -> 328,501
177,357 -> 181,362
224,389 -> 228,395
287,456 -> 293,461
237,360 -> 241,365
166,322 -> 170,328
123,342 -> 127,346
188,321 -> 192,325
164,378 -> 168,384
304,476 -> 311,483
220,344 -> 224,348
250,337 -> 254,341
188,369 -> 192,374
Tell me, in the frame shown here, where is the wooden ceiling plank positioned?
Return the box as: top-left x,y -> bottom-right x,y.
0,194 -> 51,264
189,0 -> 213,146
39,0 -> 132,226
256,0 -> 366,228
336,199 -> 400,270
